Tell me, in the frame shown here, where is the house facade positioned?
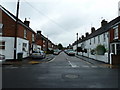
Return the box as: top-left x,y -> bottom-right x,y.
0,5 -> 55,60
73,16 -> 120,65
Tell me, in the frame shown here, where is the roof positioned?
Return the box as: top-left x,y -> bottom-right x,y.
0,5 -> 35,33
73,16 -> 120,46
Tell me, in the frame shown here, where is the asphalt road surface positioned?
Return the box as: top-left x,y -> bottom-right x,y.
2,52 -> 119,88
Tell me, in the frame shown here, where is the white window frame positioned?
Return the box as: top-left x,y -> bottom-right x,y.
98,35 -> 100,43
32,34 -> 35,42
0,23 -> 3,35
22,43 -> 27,52
103,33 -> 106,42
24,29 -> 27,39
113,26 -> 118,39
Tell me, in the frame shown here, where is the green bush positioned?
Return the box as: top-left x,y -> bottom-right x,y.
96,45 -> 106,55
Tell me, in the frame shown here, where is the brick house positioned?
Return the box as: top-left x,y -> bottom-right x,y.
0,5 -> 41,59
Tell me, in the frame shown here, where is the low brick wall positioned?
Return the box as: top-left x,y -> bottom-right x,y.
112,55 -> 120,65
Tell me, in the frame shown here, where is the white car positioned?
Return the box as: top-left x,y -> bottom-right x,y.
31,50 -> 46,59
67,50 -> 76,56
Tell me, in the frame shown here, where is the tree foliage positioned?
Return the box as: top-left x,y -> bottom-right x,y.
57,43 -> 63,50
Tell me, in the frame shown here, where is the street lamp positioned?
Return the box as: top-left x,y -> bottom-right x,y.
76,33 -> 78,55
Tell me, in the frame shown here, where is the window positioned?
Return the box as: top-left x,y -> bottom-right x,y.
0,23 -> 3,35
32,34 -> 35,42
103,33 -> 106,42
94,37 -> 95,44
112,44 -> 115,54
98,35 -> 100,43
23,43 -> 27,51
114,26 -> 118,39
116,44 -> 120,55
0,41 -> 5,50
24,29 -> 27,38
90,39 -> 91,45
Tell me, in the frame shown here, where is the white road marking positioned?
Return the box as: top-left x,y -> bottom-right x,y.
68,61 -> 79,68
46,57 -> 55,63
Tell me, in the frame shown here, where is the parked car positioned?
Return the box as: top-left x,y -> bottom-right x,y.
53,49 -> 61,55
31,50 -> 46,59
66,50 -> 76,56
0,54 -> 6,64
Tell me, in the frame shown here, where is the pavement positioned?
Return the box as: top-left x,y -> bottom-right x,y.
75,54 -> 119,68
2,54 -> 55,66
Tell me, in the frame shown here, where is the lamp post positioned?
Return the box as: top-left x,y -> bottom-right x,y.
76,33 -> 78,55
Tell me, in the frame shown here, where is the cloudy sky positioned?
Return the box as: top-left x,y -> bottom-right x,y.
0,0 -> 120,47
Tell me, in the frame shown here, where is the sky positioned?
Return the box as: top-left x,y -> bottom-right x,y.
0,0 -> 120,47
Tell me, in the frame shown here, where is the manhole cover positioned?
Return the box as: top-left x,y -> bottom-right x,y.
64,74 -> 79,79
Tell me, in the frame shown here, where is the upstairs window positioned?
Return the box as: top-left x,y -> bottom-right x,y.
98,35 -> 100,43
90,39 -> 91,45
24,29 -> 27,39
32,34 -> 35,42
94,37 -> 95,44
103,33 -> 106,42
114,26 -> 118,39
0,24 -> 3,35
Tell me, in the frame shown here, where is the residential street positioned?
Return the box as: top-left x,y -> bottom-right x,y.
2,52 -> 119,88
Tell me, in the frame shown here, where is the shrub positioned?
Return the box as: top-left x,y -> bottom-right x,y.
96,45 -> 106,55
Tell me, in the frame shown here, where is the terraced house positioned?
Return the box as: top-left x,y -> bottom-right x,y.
0,5 -> 55,60
72,16 -> 120,65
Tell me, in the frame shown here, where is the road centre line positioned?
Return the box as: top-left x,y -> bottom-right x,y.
68,61 -> 79,68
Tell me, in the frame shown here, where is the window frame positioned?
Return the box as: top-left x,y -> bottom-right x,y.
0,41 -> 5,50
24,29 -> 27,39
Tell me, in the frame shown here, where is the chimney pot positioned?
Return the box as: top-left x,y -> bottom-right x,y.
24,18 -> 30,27
91,27 -> 95,33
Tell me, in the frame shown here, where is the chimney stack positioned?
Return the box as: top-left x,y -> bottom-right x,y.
37,31 -> 41,35
24,18 -> 30,27
81,35 -> 84,39
85,32 -> 89,37
101,19 -> 108,27
79,37 -> 81,40
91,27 -> 95,33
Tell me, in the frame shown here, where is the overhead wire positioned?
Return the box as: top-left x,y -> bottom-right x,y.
23,0 -> 66,31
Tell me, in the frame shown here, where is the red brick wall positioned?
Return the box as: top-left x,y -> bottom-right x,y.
2,11 -> 16,37
2,10 -> 36,44
109,29 -> 114,42
109,24 -> 120,42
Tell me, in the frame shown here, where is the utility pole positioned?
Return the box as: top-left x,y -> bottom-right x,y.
14,0 -> 20,60
76,33 -> 78,55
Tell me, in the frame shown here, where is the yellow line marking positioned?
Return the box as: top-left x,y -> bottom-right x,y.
28,61 -> 41,64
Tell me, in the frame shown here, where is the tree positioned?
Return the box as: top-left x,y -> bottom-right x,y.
57,43 -> 63,50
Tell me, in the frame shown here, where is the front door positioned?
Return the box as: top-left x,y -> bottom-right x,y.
110,43 -> 120,65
